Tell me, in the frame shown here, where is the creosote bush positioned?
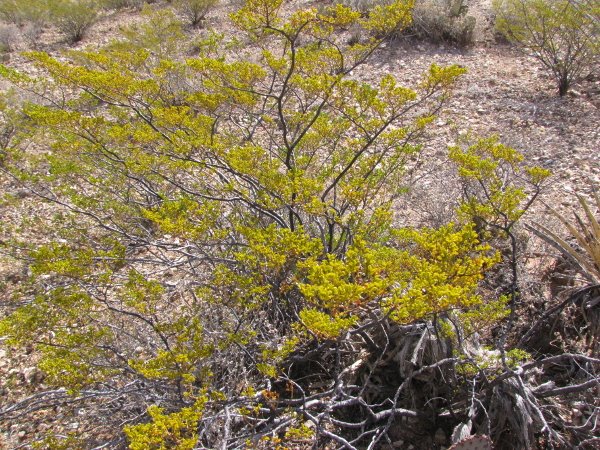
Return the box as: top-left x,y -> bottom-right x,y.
175,0 -> 219,27
344,0 -> 477,45
0,89 -> 28,161
0,0 -> 476,444
0,23 -> 19,56
0,0 -> 597,448
51,0 -> 99,43
494,0 -> 600,96
412,0 -> 476,46
110,7 -> 188,57
0,0 -> 48,27
0,1 -> 47,47
101,0 -> 148,10
0,0 -> 101,44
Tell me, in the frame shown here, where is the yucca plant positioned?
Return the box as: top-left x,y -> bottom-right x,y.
529,190 -> 600,285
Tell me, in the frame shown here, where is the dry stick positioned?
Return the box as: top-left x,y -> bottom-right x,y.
491,353 -> 600,386
220,405 -> 232,450
517,284 -> 600,348
534,377 -> 600,399
0,384 -> 147,420
514,371 -> 564,447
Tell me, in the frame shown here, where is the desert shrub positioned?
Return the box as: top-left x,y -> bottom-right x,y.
344,0 -> 476,45
0,23 -> 19,55
20,22 -> 44,48
0,1 -> 483,446
412,0 -> 476,46
0,90 -> 23,156
449,136 -> 550,336
0,0 -> 47,47
0,1 -> 46,48
0,0 -> 48,26
494,0 -> 600,96
1,0 -> 596,448
174,0 -> 219,27
50,0 -> 99,43
110,7 -> 187,57
0,2 -> 20,23
342,0 -> 392,10
101,0 -> 149,11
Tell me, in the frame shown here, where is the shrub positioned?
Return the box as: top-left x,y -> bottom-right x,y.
342,0 -> 390,11
174,0 -> 219,27
0,1 -> 482,446
494,0 -> 600,96
0,23 -> 19,55
0,0 -> 47,46
343,0 -> 476,45
20,22 -> 45,48
101,0 -> 148,11
0,90 -> 22,156
111,7 -> 187,58
0,1 -> 47,26
50,0 -> 99,43
0,1 -> 19,23
412,0 -> 476,46
1,0 -> 580,448
0,0 -> 46,26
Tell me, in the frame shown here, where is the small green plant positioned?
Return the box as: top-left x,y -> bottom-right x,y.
494,0 -> 600,96
174,0 -> 218,27
124,396 -> 207,450
31,433 -> 87,449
